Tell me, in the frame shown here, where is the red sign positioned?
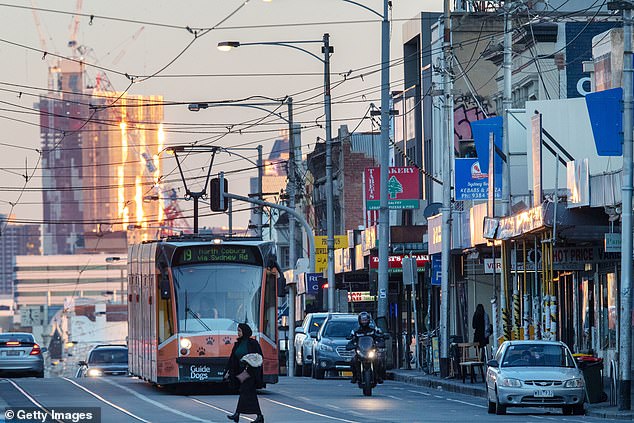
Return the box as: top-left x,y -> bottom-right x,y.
369,254 -> 429,269
364,167 -> 420,210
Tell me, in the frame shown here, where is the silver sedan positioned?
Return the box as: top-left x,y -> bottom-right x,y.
0,332 -> 46,378
486,340 -> 585,415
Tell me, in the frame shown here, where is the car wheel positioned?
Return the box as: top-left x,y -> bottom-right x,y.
495,388 -> 506,415
314,366 -> 325,380
35,371 -> 44,378
572,404 -> 584,415
302,364 -> 311,377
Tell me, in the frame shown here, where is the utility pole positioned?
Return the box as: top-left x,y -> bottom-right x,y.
617,0 -> 633,411
257,145 -> 264,239
439,0 -> 453,377
287,97 -> 296,377
324,33 -> 336,313
376,0 -> 391,331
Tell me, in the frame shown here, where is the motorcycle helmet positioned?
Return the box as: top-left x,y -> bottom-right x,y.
358,311 -> 371,328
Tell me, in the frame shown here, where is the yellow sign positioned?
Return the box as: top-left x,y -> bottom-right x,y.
315,235 -> 348,249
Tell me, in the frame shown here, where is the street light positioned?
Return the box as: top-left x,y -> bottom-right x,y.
218,34 -> 337,314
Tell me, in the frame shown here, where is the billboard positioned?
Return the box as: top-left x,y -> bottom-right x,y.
365,166 -> 420,210
454,158 -> 502,201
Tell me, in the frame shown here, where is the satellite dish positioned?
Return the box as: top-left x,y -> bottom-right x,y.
423,202 -> 442,219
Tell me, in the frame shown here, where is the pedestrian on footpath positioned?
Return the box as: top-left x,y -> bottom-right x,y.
224,323 -> 265,423
472,304 -> 491,361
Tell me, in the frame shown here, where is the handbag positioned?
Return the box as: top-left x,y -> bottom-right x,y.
236,368 -> 250,383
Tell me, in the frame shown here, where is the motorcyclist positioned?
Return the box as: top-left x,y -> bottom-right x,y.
348,311 -> 385,384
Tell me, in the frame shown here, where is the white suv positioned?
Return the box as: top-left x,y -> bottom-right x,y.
293,313 -> 329,376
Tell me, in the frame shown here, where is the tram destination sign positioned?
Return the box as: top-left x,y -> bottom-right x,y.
174,245 -> 262,266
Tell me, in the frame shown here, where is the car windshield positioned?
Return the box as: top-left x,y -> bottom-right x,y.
173,263 -> 262,333
308,317 -> 326,335
322,320 -> 356,338
0,334 -> 34,343
89,349 -> 128,364
502,344 -> 576,368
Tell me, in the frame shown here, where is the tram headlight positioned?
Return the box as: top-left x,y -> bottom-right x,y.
180,337 -> 192,350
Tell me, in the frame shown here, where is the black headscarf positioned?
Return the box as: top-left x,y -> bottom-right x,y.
238,323 -> 252,339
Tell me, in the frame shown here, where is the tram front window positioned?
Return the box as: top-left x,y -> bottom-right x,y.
173,264 -> 262,332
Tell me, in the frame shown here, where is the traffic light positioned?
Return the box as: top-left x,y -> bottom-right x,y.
210,176 -> 228,211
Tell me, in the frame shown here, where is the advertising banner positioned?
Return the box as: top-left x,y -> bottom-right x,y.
365,166 -> 420,210
369,254 -> 429,273
455,158 -> 502,201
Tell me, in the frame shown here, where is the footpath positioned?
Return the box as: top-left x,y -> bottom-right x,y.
387,368 -> 634,420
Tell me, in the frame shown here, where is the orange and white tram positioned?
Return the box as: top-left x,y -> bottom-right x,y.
127,237 -> 282,386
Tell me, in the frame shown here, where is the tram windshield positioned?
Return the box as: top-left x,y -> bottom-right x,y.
173,264 -> 262,333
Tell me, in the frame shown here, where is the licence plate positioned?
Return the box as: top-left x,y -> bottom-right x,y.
6,350 -> 20,356
340,371 -> 353,377
534,390 -> 554,398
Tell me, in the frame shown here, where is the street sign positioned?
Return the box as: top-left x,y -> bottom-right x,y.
379,289 -> 387,299
604,233 -> 621,253
402,256 -> 418,285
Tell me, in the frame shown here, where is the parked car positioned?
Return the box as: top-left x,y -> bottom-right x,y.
486,340 -> 585,415
76,344 -> 128,377
0,332 -> 46,378
294,312 -> 329,376
311,314 -> 359,379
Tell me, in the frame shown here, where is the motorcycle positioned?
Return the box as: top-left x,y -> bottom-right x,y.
352,335 -> 380,396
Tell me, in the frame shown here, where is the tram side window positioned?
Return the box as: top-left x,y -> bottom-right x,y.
158,275 -> 174,344
262,273 -> 277,340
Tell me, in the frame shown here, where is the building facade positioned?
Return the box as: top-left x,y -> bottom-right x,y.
0,215 -> 41,296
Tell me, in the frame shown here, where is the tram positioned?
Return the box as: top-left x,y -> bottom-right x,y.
127,236 -> 282,386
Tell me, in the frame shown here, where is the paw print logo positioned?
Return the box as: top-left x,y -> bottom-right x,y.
223,336 -> 232,345
197,346 -> 206,356
206,336 -> 214,345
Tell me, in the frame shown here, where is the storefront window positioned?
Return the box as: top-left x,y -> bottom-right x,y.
600,273 -> 617,349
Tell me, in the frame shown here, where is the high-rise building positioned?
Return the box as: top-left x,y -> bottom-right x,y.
82,92 -> 164,244
0,215 -> 41,296
39,59 -> 89,254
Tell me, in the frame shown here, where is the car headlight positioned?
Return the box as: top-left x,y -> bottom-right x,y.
564,378 -> 585,388
499,377 -> 522,387
180,337 -> 192,350
319,343 -> 334,352
87,368 -> 103,377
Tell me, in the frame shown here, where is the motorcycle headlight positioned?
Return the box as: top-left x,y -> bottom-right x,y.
319,343 -> 334,352
368,350 -> 376,359
499,377 -> 521,387
564,378 -> 584,388
87,368 -> 103,377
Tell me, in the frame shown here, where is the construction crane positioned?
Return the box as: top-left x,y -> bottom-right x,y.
67,0 -> 83,51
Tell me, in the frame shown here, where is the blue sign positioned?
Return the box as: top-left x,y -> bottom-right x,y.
306,273 -> 322,295
431,254 -> 442,286
585,87 -> 623,156
471,116 -> 503,176
454,158 -> 502,201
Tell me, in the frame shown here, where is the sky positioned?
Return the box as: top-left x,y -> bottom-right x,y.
0,0 -> 443,233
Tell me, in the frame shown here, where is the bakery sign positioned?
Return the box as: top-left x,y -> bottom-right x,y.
369,254 -> 429,273
365,166 -> 420,210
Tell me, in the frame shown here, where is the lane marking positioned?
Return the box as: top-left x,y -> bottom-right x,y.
97,377 -> 216,423
446,398 -> 487,409
189,398 -> 254,422
433,395 -> 444,399
4,379 -> 64,423
407,389 -> 431,396
262,398 -> 359,423
325,404 -> 342,411
62,378 -> 150,423
386,395 -> 400,400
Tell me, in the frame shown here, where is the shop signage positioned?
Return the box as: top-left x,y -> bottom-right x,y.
334,248 -> 352,274
483,258 -> 502,274
604,233 -> 621,253
306,273 -> 321,295
314,235 -> 348,273
347,291 -> 376,303
364,166 -> 420,210
355,245 -> 364,270
512,246 -> 620,271
369,254 -> 428,272
454,158 -> 502,201
362,226 -> 377,254
495,205 -> 544,240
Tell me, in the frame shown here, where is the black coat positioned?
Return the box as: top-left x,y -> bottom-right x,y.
225,337 -> 264,390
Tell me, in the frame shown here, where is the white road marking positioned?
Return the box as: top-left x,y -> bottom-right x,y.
61,378 -> 150,422
407,389 -> 431,396
325,404 -> 342,410
386,395 -> 400,400
5,379 -> 64,423
433,395 -> 444,399
96,377 -> 214,422
189,398 -> 254,422
262,398 -> 360,423
446,398 -> 487,409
